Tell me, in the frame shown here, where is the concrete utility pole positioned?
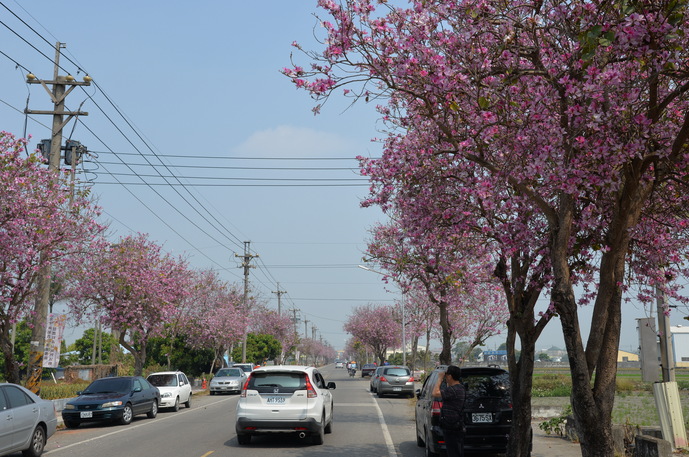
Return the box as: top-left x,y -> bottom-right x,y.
656,285 -> 675,382
235,241 -> 257,363
24,42 -> 89,394
272,283 -> 286,315
303,319 -> 310,339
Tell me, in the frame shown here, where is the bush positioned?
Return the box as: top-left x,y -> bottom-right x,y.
40,381 -> 89,400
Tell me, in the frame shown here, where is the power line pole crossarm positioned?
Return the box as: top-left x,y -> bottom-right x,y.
24,42 -> 90,395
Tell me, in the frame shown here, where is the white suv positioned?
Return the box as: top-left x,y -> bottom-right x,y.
146,371 -> 192,412
235,365 -> 336,445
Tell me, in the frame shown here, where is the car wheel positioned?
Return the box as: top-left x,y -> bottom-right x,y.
210,390 -> 215,396
184,393 -> 192,408
377,390 -> 384,398
425,428 -> 438,457
147,400 -> 158,418
22,425 -> 46,457
172,396 -> 180,412
312,414 -> 325,445
119,403 -> 133,425
416,427 -> 425,447
237,434 -> 251,445
63,419 -> 80,429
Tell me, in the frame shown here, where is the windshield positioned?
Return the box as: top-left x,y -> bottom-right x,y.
216,369 -> 242,377
248,372 -> 306,394
84,378 -> 132,394
148,374 -> 177,387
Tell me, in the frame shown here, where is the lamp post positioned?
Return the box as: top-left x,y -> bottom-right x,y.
358,265 -> 406,367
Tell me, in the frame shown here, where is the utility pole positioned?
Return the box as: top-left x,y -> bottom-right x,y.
656,285 -> 675,382
303,319 -> 310,339
272,283 -> 286,315
24,42 -> 90,394
235,241 -> 257,363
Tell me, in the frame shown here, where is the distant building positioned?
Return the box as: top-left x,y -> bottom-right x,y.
672,325 -> 689,367
617,350 -> 639,363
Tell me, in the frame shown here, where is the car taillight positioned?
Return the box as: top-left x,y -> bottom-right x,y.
240,374 -> 252,397
379,376 -> 388,382
431,400 -> 443,417
305,374 -> 318,398
408,376 -> 414,382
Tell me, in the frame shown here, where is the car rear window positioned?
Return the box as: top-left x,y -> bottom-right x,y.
249,372 -> 306,393
384,368 -> 410,377
463,372 -> 510,399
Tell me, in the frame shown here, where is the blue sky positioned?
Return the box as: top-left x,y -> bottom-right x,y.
1,0 -> 685,353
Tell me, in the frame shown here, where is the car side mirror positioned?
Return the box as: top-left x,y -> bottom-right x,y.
415,389 -> 421,399
76,391 -> 83,395
327,382 -> 336,390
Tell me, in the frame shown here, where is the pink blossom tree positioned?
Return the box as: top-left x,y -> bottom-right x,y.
180,269 -> 245,372
249,305 -> 299,364
284,2 -> 689,455
61,234 -> 190,376
0,131 -> 103,383
344,303 -> 401,365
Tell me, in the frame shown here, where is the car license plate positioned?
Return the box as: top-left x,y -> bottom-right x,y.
266,396 -> 285,404
393,387 -> 402,391
80,411 -> 93,418
472,412 -> 492,423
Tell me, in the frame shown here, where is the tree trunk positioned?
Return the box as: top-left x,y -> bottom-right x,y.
0,320 -> 20,384
438,302 -> 452,365
410,335 -> 419,371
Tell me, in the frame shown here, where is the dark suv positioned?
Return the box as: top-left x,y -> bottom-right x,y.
415,365 -> 531,456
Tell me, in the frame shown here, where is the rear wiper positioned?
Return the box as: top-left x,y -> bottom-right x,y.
257,384 -> 281,387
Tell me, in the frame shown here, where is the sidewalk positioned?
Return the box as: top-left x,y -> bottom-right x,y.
531,420 -> 582,457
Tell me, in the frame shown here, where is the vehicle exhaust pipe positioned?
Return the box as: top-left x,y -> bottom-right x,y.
298,432 -> 307,439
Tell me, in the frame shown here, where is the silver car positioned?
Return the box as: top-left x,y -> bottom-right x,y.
370,366 -> 415,398
210,367 -> 247,395
0,383 -> 57,457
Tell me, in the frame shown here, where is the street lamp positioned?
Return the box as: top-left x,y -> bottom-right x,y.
358,265 -> 406,367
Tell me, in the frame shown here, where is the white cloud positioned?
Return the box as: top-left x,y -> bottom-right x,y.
233,125 -> 358,157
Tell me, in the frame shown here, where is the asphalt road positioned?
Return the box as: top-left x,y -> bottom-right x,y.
17,365 -> 581,457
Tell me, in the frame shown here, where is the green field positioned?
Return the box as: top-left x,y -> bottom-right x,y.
532,366 -> 689,427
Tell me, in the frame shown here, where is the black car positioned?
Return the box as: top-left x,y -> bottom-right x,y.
61,376 -> 160,428
361,363 -> 377,377
415,366 -> 532,456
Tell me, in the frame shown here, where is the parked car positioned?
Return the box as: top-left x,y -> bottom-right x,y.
210,367 -> 247,395
235,365 -> 336,445
0,382 -> 57,457
146,371 -> 192,411
415,365 -> 531,456
61,376 -> 160,428
361,363 -> 377,377
231,363 -> 255,375
370,365 -> 414,397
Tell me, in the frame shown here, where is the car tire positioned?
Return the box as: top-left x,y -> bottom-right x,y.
425,428 -> 438,457
209,390 -> 215,396
312,414 -> 325,445
237,434 -> 251,445
416,427 -> 425,447
119,403 -> 133,425
63,419 -> 80,429
172,396 -> 180,412
377,390 -> 384,398
22,425 -> 46,457
147,400 -> 158,418
184,393 -> 192,408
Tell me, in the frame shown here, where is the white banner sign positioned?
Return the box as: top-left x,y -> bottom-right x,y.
43,313 -> 67,368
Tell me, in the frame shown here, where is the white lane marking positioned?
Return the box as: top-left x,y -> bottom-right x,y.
370,391 -> 398,457
46,396 -> 236,455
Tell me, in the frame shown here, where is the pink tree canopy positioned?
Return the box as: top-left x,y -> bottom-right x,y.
344,303 -> 401,365
62,233 -> 190,375
0,131 -> 103,383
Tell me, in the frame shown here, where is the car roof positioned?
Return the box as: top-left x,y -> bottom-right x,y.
148,371 -> 184,375
252,365 -> 313,373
